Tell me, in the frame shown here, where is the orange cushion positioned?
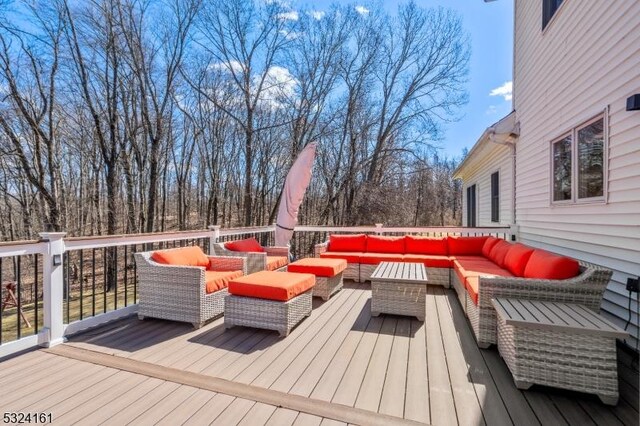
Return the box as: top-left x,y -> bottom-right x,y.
151,246 -> 209,268
503,243 -> 535,277
205,270 -> 243,294
482,237 -> 501,258
405,236 -> 448,256
447,236 -> 489,256
228,271 -> 315,301
319,252 -> 363,263
266,256 -> 288,271
359,253 -> 405,265
224,238 -> 264,253
524,249 -> 580,280
328,234 -> 367,252
288,258 -> 347,277
403,254 -> 452,268
452,255 -> 486,263
488,240 -> 512,267
365,236 -> 405,254
454,260 -> 513,305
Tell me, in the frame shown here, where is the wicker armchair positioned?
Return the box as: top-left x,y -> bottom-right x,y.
134,249 -> 246,328
455,260 -> 612,348
212,243 -> 290,274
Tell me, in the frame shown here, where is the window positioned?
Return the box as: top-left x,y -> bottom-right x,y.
491,171 -> 500,222
542,0 -> 564,30
552,135 -> 572,202
551,114 -> 606,205
466,184 -> 477,227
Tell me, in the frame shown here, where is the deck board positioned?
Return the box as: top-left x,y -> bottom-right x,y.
0,282 -> 637,425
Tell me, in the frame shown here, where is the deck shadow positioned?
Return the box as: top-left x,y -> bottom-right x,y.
349,298 -> 419,337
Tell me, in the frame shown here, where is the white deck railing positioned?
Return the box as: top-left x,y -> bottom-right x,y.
0,224 -> 512,358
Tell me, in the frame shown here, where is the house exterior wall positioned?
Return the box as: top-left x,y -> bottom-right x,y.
513,0 -> 640,346
460,142 -> 514,227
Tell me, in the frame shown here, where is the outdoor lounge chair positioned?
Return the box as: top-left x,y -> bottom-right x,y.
134,246 -> 246,328
212,237 -> 290,274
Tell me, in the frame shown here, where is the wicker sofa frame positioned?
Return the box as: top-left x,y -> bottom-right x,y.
454,260 -> 612,348
212,243 -> 289,274
314,241 -> 451,287
134,249 -> 246,329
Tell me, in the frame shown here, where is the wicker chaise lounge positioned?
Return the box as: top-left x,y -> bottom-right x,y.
134,246 -> 246,329
212,237 -> 289,274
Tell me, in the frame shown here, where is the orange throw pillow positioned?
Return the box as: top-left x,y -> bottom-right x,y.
481,237 -> 501,258
224,238 -> 264,253
488,240 -> 512,268
524,249 -> 580,280
366,235 -> 406,254
405,236 -> 448,255
448,236 -> 489,256
328,234 -> 367,252
151,246 -> 209,268
503,243 -> 535,277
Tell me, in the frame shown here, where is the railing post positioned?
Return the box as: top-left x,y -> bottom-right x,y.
208,225 -> 221,254
509,224 -> 520,242
375,223 -> 384,235
39,232 -> 67,348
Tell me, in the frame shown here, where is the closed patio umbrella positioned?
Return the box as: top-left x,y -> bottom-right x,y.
275,142 -> 317,247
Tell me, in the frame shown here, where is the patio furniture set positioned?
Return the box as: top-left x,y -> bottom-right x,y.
134,232 -> 627,405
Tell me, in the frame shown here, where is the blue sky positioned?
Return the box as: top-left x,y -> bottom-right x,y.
297,0 -> 514,158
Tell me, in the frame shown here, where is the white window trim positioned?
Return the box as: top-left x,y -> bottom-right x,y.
549,109 -> 608,206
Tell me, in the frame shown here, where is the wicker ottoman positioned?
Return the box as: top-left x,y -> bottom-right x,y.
287,258 -> 347,301
224,271 -> 315,337
492,298 -> 628,405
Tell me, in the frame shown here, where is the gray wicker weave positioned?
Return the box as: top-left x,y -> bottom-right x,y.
493,298 -> 627,405
212,243 -> 290,274
359,264 -> 378,282
134,250 -> 247,329
370,262 -> 428,321
224,290 -> 312,337
314,242 -> 360,282
454,261 -> 612,348
312,274 -> 343,301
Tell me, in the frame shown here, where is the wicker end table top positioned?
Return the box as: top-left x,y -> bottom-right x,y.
370,262 -> 428,284
492,298 -> 629,339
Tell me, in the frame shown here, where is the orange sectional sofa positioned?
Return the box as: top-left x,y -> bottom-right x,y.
315,234 -> 612,347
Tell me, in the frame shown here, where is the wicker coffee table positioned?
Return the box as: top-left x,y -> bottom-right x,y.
493,298 -> 628,405
370,262 -> 428,321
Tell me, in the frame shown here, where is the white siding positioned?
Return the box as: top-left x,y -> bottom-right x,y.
460,142 -> 514,227
514,0 -> 640,347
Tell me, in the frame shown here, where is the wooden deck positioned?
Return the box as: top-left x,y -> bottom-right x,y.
0,283 -> 638,425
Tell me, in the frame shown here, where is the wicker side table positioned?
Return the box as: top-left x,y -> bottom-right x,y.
492,298 -> 628,405
370,262 -> 428,321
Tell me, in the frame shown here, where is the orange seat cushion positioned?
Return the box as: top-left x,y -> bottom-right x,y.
503,243 -> 535,277
151,246 -> 209,268
405,236 -> 448,256
524,249 -> 580,280
288,258 -> 347,277
266,256 -> 288,271
319,252 -> 363,263
204,270 -> 243,294
447,236 -> 489,256
224,238 -> 264,253
359,253 -> 405,265
488,240 -> 512,268
365,236 -> 406,254
403,254 -> 452,268
328,234 -> 367,252
454,259 -> 513,305
481,237 -> 501,258
228,271 -> 315,301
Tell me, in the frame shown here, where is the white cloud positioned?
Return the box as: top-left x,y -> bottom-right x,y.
279,29 -> 300,40
485,105 -> 498,115
277,10 -> 299,21
257,65 -> 298,109
208,60 -> 243,74
489,81 -> 512,101
355,5 -> 369,15
309,10 -> 325,20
